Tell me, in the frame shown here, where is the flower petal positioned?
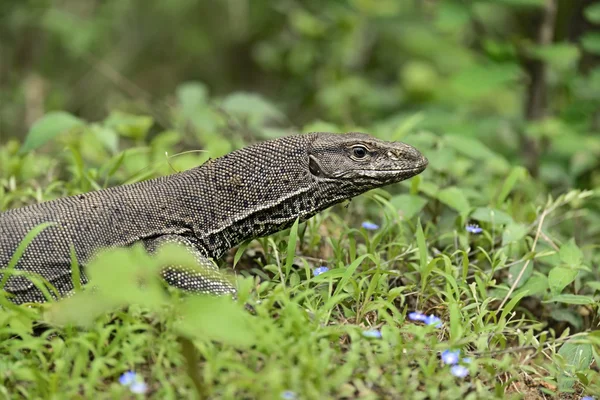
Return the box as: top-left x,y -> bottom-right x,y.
361,221 -> 379,230
119,371 -> 137,386
450,365 -> 469,378
441,350 -> 460,365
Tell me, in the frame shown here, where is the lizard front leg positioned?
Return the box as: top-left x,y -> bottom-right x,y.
144,235 -> 237,296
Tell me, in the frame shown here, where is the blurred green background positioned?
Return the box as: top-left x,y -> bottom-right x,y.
1,0 -> 599,189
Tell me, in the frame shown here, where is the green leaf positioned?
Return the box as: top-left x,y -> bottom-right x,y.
584,3 -> 600,23
285,218 -> 300,280
220,92 -> 285,128
557,340 -> 593,391
559,239 -> 583,268
21,111 -> 84,153
471,207 -> 513,225
502,223 -> 529,246
518,274 -> 548,296
104,111 -> 153,140
390,194 -> 428,220
174,296 -> 257,347
550,309 -> 582,330
544,294 -> 596,305
531,43 -> 580,71
581,33 -> 600,55
87,246 -> 167,308
437,187 -> 470,214
496,166 -> 527,205
508,260 -> 533,288
444,134 -> 499,161
548,267 -> 579,296
449,63 -> 521,99
416,219 -> 428,274
177,81 -> 209,112
585,281 -> 600,292
495,0 -> 544,6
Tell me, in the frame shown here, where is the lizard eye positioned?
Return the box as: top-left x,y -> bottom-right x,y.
352,145 -> 368,159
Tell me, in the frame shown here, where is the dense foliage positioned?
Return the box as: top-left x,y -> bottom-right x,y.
1,0 -> 599,398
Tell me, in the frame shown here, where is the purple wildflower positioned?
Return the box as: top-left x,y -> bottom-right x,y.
362,329 -> 382,339
119,371 -> 137,386
441,350 -> 460,365
361,221 -> 379,230
408,311 -> 427,321
450,365 -> 469,378
424,314 -> 443,328
313,266 -> 329,276
119,371 -> 148,394
466,224 -> 483,234
281,391 -> 298,400
130,381 -> 148,394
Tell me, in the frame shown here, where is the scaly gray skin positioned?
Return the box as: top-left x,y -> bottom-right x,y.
0,132 -> 428,304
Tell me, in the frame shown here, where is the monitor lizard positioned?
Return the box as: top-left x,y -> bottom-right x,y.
0,132 -> 428,304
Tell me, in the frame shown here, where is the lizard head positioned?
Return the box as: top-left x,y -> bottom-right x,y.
308,132 -> 428,186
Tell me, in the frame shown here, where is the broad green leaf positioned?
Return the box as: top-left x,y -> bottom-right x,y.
544,294 -> 596,305
449,63 -> 521,99
437,187 -> 470,214
508,260 -> 533,288
221,92 -> 285,128
585,281 -> 600,292
177,81 -> 209,111
87,246 -> 166,308
471,207 -> 513,225
518,274 -> 548,296
559,239 -> 583,268
390,194 -> 428,220
502,223 -> 529,246
496,0 -> 544,6
548,267 -> 579,296
497,166 -> 527,205
174,296 -> 257,347
104,111 -> 153,140
21,111 -> 84,153
581,33 -> 600,55
444,134 -> 498,161
531,43 -> 580,71
557,339 -> 594,391
550,309 -> 582,330
584,2 -> 600,23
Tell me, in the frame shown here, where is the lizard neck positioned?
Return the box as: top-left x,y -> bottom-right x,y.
166,134 -> 331,258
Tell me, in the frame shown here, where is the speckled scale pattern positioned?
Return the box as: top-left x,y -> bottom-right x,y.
0,132 -> 428,304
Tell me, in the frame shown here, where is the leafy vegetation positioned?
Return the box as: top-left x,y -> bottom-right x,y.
1,0 -> 599,399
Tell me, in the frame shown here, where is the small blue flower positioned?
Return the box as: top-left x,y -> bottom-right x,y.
581,397 -> 595,400
130,381 -> 148,394
424,314 -> 443,328
361,221 -> 379,230
466,224 -> 483,234
119,371 -> 137,386
119,370 -> 148,394
281,390 -> 297,400
441,350 -> 460,365
408,311 -> 427,321
362,329 -> 382,339
313,266 -> 329,276
450,365 -> 469,378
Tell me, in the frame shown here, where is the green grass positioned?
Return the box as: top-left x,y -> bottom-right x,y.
1,111 -> 599,399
